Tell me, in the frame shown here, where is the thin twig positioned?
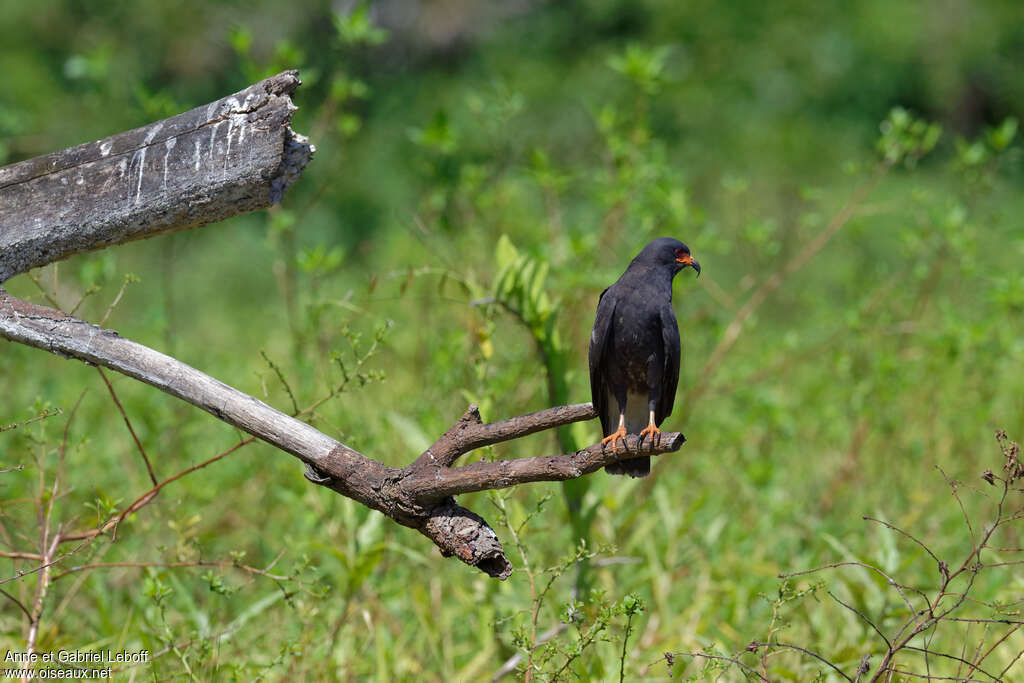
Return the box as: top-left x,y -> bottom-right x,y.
52,559 -> 293,583
827,590 -> 892,650
0,536 -> 96,587
26,271 -> 60,308
898,645 -> 1000,681
965,623 -> 1023,680
0,587 -> 32,621
98,276 -> 132,326
261,351 -> 300,416
0,408 -> 63,433
998,647 -> 1024,680
97,367 -> 158,485
667,651 -> 770,682
59,437 -> 254,543
879,669 -> 988,681
863,515 -> 943,569
619,606 -> 637,683
937,465 -> 977,550
0,551 -> 44,561
781,561 -> 917,618
747,641 -> 853,682
491,623 -> 568,681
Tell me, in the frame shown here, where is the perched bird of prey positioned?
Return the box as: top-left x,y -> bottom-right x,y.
589,237 -> 700,477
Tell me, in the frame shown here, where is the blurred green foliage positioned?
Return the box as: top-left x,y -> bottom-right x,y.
2,0 -> 1024,679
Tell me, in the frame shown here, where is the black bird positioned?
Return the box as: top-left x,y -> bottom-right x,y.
589,237 -> 700,477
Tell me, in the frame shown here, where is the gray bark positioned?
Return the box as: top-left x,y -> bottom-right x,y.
0,71 -> 312,283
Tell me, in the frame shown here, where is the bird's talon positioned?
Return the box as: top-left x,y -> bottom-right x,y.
600,426 -> 629,452
303,463 -> 331,484
639,424 -> 661,450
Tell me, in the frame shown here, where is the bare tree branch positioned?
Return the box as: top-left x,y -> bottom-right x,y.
0,71 -> 313,283
0,289 -> 684,577
404,432 -> 684,499
413,403 -> 596,469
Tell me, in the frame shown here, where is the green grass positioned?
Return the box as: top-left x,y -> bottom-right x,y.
2,1 -> 1024,680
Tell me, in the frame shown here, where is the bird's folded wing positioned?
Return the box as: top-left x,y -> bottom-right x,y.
659,303 -> 681,422
589,286 -> 617,436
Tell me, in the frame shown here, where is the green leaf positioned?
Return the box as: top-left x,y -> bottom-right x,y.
332,3 -> 388,46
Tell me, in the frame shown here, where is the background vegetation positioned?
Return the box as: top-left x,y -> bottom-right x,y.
2,0 -> 1023,679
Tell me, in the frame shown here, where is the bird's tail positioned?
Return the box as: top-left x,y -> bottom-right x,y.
605,397 -> 652,477
605,456 -> 650,478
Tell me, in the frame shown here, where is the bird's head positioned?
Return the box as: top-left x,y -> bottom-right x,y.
633,237 -> 701,277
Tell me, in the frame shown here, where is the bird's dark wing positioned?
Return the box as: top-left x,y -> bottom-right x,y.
657,303 -> 681,424
589,286 -> 617,436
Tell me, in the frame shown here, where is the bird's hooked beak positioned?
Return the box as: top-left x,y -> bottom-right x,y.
676,253 -> 701,277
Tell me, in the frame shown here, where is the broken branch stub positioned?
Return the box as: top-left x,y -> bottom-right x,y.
0,70 -> 313,283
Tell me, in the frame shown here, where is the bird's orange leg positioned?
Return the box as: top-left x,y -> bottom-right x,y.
601,413 -> 628,450
638,410 -> 661,446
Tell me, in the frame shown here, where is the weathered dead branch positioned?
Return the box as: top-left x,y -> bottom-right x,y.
0,71 -> 312,283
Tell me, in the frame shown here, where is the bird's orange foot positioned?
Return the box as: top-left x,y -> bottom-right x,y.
638,423 -> 661,448
600,425 -> 629,451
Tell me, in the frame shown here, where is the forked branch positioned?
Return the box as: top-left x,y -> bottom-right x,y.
0,291 -> 684,577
